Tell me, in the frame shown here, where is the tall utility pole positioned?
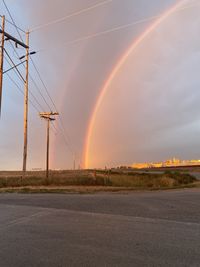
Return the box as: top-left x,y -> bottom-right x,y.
39,112 -> 59,178
0,15 -> 30,177
73,154 -> 76,170
0,15 -> 5,116
46,117 -> 50,177
22,31 -> 30,177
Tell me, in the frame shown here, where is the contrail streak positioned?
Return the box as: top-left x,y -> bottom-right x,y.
30,0 -> 113,32
37,2 -> 200,53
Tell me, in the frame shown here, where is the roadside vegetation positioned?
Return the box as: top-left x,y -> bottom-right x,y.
0,170 -> 198,193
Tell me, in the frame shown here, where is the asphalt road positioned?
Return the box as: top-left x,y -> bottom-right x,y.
0,190 -> 200,267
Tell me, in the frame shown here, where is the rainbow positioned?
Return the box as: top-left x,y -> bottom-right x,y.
83,0 -> 189,169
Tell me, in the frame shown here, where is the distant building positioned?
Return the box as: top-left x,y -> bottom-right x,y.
132,163 -> 150,169
132,158 -> 200,169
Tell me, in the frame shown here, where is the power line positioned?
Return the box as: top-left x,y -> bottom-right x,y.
4,56 -> 45,112
4,50 -> 45,112
2,0 -> 78,159
6,63 -> 58,135
58,116 -> 76,154
4,48 -> 25,83
37,1 -> 200,53
56,122 -> 75,155
7,42 -> 54,111
0,14 -> 25,33
29,57 -> 56,111
51,123 -> 58,135
5,71 -> 40,113
30,0 -> 113,32
2,0 -> 26,38
28,70 -> 54,111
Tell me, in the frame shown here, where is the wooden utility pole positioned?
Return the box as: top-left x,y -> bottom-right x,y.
46,117 -> 51,178
0,15 -> 31,177
73,154 -> 76,170
39,112 -> 59,178
22,31 -> 30,177
0,16 -> 5,116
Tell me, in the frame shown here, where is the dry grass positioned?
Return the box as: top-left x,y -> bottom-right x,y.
0,170 -> 197,192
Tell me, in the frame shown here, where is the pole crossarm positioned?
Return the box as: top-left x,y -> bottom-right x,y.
39,112 -> 59,121
0,29 -> 29,49
40,112 -> 59,116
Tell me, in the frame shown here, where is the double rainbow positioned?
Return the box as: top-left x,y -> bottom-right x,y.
83,0 -> 188,168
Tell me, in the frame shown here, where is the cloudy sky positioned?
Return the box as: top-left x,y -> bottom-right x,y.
0,0 -> 200,170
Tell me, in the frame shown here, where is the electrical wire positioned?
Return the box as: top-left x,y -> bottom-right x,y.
51,123 -> 58,135
29,57 -> 56,111
2,0 -> 25,38
4,56 -> 45,112
0,14 -> 25,33
4,48 -> 25,83
4,53 -> 58,135
5,71 -> 40,113
5,71 -> 58,135
28,70 -> 54,111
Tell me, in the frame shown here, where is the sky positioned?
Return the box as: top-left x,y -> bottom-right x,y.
0,0 -> 200,170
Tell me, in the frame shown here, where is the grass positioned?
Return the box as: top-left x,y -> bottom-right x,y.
0,170 -> 198,193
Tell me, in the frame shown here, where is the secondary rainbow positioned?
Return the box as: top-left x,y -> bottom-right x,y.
83,0 -> 188,169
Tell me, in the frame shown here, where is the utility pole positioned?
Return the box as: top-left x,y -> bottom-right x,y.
46,117 -> 51,178
39,112 -> 59,178
0,15 -> 31,177
22,31 -> 29,177
0,15 -> 5,116
73,154 -> 76,170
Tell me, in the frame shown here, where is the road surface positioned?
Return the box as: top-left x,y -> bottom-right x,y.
0,190 -> 200,266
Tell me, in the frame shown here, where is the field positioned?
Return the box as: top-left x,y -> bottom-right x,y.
0,168 -> 199,193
